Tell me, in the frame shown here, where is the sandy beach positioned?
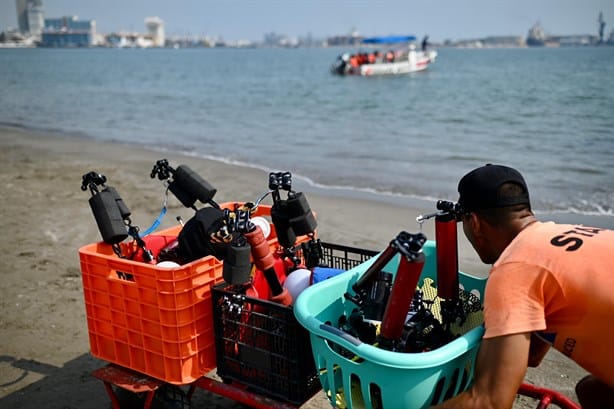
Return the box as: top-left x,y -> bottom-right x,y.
0,126 -> 588,408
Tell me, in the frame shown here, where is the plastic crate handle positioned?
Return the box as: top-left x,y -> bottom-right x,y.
301,314 -> 487,368
320,323 -> 363,346
302,315 -> 371,357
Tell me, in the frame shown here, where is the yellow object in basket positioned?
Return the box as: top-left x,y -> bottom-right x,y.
420,277 -> 484,337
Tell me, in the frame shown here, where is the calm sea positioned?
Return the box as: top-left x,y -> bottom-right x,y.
1,47 -> 613,227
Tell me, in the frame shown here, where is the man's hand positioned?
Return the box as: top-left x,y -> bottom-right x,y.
432,333 -> 531,409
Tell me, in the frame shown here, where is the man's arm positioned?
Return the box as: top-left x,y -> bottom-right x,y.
432,333 -> 531,409
528,332 -> 551,367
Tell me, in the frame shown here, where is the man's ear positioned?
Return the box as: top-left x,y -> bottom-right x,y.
469,212 -> 482,236
469,212 -> 490,245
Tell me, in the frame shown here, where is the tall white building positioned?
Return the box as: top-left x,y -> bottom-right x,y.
16,0 -> 44,37
145,16 -> 165,47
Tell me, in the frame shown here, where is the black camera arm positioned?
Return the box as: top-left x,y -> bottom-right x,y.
81,171 -> 108,195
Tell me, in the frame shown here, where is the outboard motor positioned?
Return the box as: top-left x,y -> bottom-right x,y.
331,53 -> 349,75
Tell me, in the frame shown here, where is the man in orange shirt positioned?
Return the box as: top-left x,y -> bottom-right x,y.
434,164 -> 614,409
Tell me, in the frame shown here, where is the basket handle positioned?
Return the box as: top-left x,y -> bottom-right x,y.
320,323 -> 363,346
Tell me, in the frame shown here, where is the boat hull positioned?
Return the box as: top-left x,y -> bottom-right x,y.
333,50 -> 437,76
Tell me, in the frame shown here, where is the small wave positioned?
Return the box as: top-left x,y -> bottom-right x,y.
442,117 -> 467,124
143,146 -> 614,222
283,176 -> 444,209
541,207 -> 614,218
0,121 -> 97,142
534,208 -> 614,229
149,146 -> 270,173
444,154 -> 492,163
151,146 -> 445,208
534,195 -> 613,219
0,120 -> 26,129
552,165 -> 605,176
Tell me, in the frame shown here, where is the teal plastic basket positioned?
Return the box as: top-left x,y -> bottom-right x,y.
294,240 -> 487,409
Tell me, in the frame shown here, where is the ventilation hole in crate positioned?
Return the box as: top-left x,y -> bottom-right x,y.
317,356 -> 328,376
460,361 -> 471,390
369,382 -> 384,409
114,270 -> 135,282
431,377 -> 446,406
349,373 -> 365,408
444,367 -> 461,400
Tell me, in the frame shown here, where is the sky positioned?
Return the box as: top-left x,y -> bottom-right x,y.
1,0 -> 613,42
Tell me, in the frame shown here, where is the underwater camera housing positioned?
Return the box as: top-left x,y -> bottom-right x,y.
149,159 -> 228,263
81,171 -> 131,244
268,171 -> 318,249
150,159 -> 218,209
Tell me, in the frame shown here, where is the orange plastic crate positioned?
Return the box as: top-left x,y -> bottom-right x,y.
78,203 -> 306,384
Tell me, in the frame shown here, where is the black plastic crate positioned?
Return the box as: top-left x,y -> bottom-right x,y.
212,285 -> 319,405
316,241 -> 379,270
212,242 -> 377,406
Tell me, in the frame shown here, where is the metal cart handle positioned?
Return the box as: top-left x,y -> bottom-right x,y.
518,383 -> 581,409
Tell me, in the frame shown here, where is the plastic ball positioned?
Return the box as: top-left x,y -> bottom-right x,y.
283,268 -> 312,303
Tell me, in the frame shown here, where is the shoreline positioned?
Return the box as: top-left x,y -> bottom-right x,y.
0,125 -> 588,408
4,122 -> 612,229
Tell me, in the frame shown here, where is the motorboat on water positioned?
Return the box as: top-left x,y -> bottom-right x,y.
331,35 -> 437,76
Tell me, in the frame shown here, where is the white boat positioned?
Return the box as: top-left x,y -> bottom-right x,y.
331,35 -> 437,76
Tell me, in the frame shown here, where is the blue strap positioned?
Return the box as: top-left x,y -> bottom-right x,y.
139,206 -> 167,237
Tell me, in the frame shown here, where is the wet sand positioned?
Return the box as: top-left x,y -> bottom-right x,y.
0,126 -> 587,408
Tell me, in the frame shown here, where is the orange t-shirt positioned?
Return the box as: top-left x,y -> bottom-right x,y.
483,221 -> 614,386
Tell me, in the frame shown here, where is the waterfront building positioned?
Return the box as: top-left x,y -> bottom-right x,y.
145,17 -> 165,47
105,32 -> 153,48
326,28 -> 362,47
15,0 -> 44,37
41,16 -> 96,47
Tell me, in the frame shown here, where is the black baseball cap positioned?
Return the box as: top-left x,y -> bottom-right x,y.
457,164 -> 530,212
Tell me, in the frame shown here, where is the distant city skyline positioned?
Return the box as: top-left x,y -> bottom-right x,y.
1,0 -> 613,42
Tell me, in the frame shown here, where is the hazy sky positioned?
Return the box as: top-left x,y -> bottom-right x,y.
1,0 -> 612,42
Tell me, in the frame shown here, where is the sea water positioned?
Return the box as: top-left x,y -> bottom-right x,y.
1,47 -> 613,227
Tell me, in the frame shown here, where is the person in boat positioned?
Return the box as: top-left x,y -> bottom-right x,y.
384,50 -> 395,63
433,164 -> 614,409
357,53 -> 368,65
421,35 -> 429,51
